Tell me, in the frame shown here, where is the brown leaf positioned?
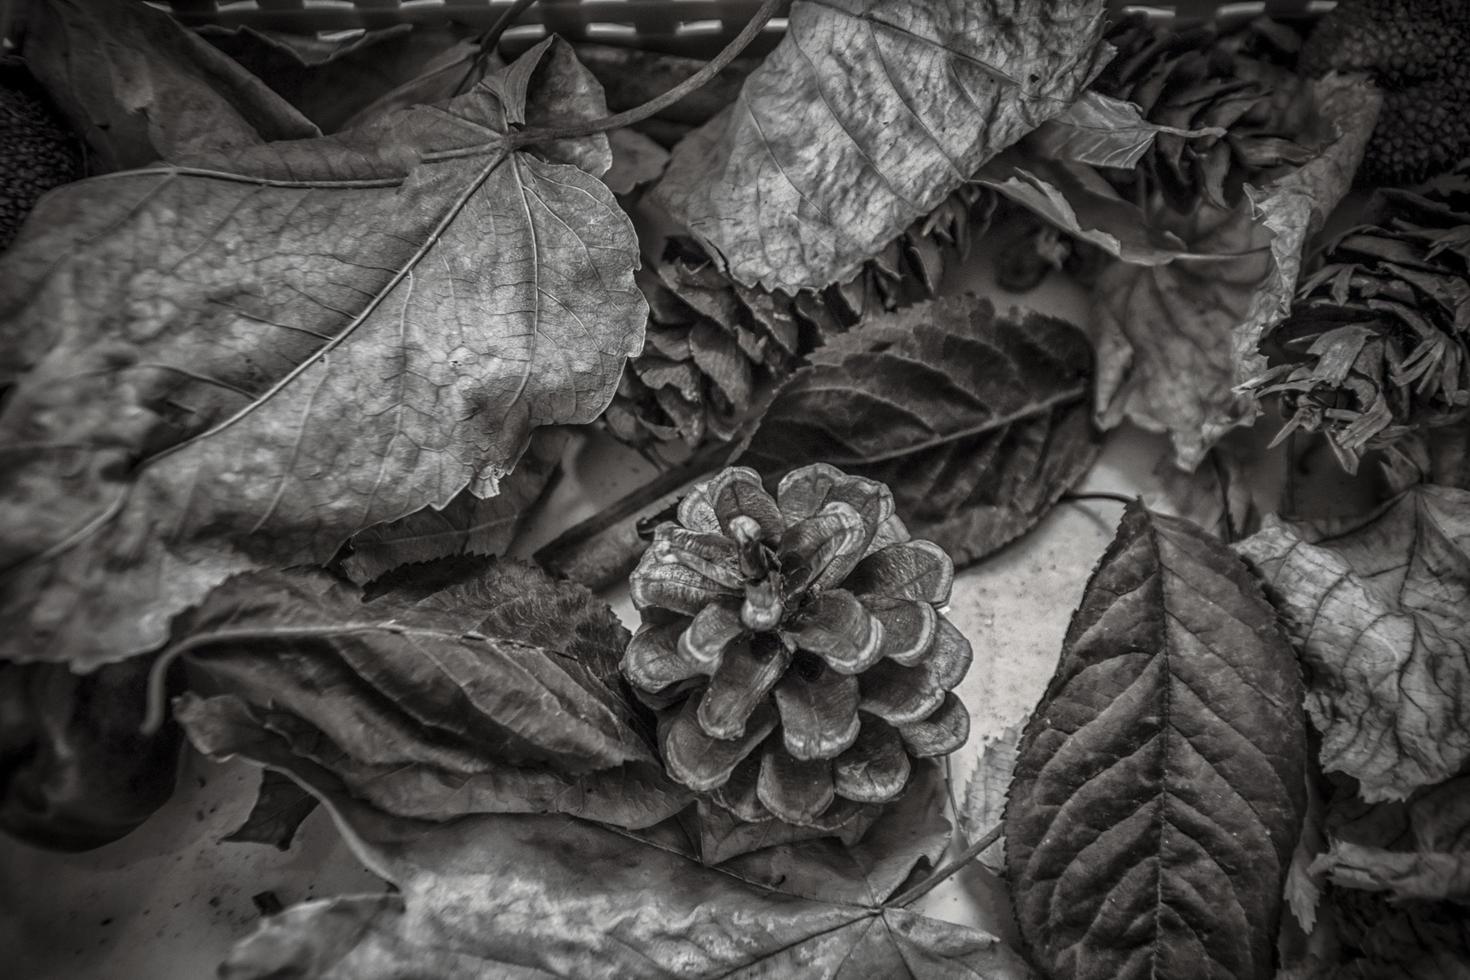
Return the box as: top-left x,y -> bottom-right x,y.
1237,486 -> 1470,801
653,0 -> 1109,291
0,38 -> 645,667
1006,503 -> 1308,980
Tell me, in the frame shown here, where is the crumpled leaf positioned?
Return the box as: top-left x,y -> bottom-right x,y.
341,428 -> 569,585
1006,502 -> 1308,980
604,128 -> 671,196
198,23 -> 485,133
739,296 -> 1099,568
173,560 -> 690,830
975,153 -> 1205,266
1092,74 -> 1380,469
959,722 -> 1022,871
217,750 -> 1030,980
0,37 -> 646,667
1028,91 -> 1228,171
20,0 -> 320,171
1234,74 -> 1383,400
1236,486 -> 1470,801
653,0 -> 1109,291
222,769 -> 318,851
1145,444 -> 1260,543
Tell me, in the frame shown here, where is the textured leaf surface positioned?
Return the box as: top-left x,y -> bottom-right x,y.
22,0 -> 320,171
1236,486 -> 1470,802
1091,75 -> 1380,468
1006,502 -> 1307,980
653,0 -> 1108,291
217,752 -> 1029,980
960,723 -> 1022,871
0,38 -> 645,667
173,561 -> 690,830
341,428 -> 568,584
739,297 -> 1098,568
1028,92 -> 1226,172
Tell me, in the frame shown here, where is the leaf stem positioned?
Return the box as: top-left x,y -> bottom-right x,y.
508,0 -> 784,147
477,0 -> 541,53
887,822 -> 1004,908
1060,491 -> 1136,508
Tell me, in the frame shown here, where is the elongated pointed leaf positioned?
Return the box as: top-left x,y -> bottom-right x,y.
0,38 -> 646,667
1236,486 -> 1470,801
173,560 -> 690,830
739,297 -> 1099,568
653,0 -> 1109,291
1006,502 -> 1307,980
217,750 -> 1028,979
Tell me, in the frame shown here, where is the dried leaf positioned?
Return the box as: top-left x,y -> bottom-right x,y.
0,38 -> 646,667
604,128 -> 672,196
217,751 -> 1029,980
653,0 -> 1109,291
172,560 -> 690,831
1236,486 -> 1470,801
20,0 -> 319,171
739,296 -> 1099,568
1006,503 -> 1308,980
222,769 -> 318,851
341,428 -> 569,585
1235,75 -> 1383,399
1092,75 -> 1381,469
198,23 -> 485,133
959,722 -> 1023,871
1029,91 -> 1228,171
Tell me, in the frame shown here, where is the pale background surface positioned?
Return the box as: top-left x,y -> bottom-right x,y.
1,244 -> 1356,979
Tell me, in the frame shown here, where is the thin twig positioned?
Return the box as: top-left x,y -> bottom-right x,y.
1060,490 -> 1136,508
509,0 -> 784,146
886,823 -> 1004,909
477,0 -> 540,53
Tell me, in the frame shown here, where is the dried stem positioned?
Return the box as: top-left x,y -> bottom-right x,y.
886,822 -> 1004,909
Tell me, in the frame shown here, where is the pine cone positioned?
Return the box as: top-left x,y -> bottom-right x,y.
1253,169 -> 1470,471
0,57 -> 84,251
622,464 -> 972,829
1092,15 -> 1312,212
605,185 -> 994,449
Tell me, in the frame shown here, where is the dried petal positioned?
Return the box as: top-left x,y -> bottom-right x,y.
705,467 -> 785,541
786,589 -> 885,675
757,743 -> 835,826
897,692 -> 970,758
678,601 -> 745,666
844,540 -> 954,604
622,621 -> 707,692
661,700 -> 776,792
697,638 -> 791,740
779,502 -> 869,595
630,526 -> 743,614
865,598 -> 937,666
834,721 -> 911,804
712,755 -> 771,824
774,665 -> 862,761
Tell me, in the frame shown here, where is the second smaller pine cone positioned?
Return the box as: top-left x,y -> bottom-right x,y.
622,464 -> 972,829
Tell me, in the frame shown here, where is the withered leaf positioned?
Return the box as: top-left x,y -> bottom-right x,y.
0,37 -> 646,668
739,296 -> 1099,568
1027,92 -> 1227,172
653,0 -> 1109,291
21,0 -> 320,172
1236,486 -> 1470,802
1006,503 -> 1307,980
173,561 -> 689,830
959,722 -> 1023,871
217,751 -> 1030,980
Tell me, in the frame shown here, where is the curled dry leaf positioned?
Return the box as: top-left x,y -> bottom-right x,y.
1091,74 -> 1380,469
739,296 -> 1099,568
0,37 -> 646,667
20,0 -> 319,171
1006,502 -> 1307,980
172,560 -> 692,830
1027,91 -> 1227,172
1236,486 -> 1470,802
216,751 -> 1031,980
222,769 -> 318,851
653,0 -> 1109,291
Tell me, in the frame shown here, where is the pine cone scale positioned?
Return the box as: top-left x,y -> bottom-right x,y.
696,637 -> 790,740
661,700 -> 777,793
774,668 -> 862,761
832,722 -> 910,803
757,744 -> 834,825
898,692 -> 971,758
